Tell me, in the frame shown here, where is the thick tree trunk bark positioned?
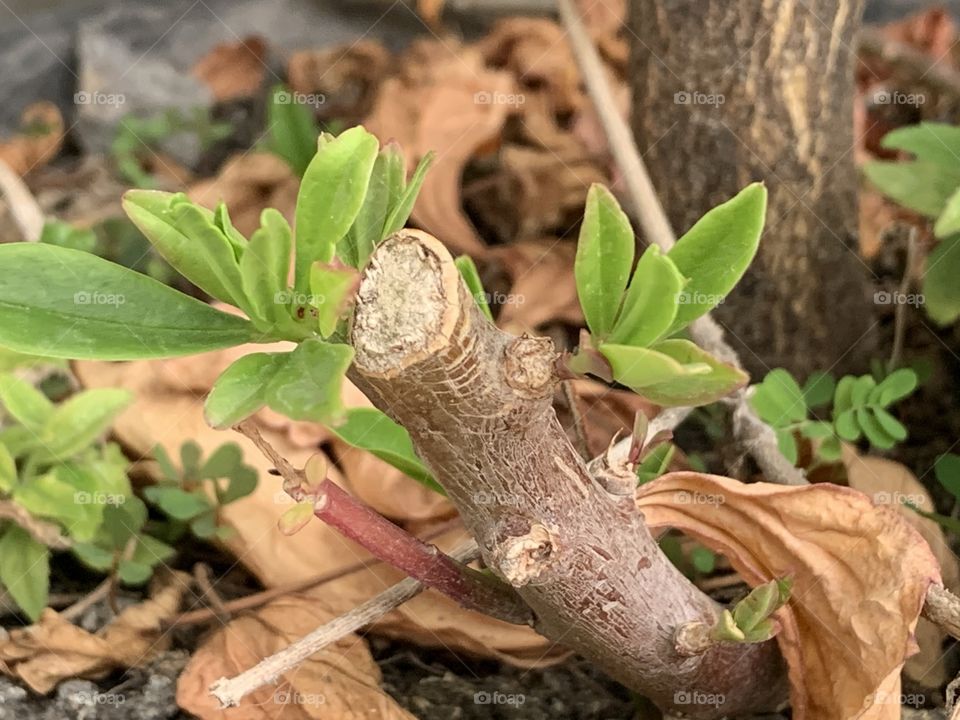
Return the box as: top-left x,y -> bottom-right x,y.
349,231 -> 788,719
629,0 -> 876,378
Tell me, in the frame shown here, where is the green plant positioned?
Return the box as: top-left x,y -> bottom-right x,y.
111,108 -> 233,188
864,122 -> 960,325
750,367 -> 917,465
146,441 -> 257,541
264,84 -> 324,176
569,183 -> 764,406
0,375 -> 136,617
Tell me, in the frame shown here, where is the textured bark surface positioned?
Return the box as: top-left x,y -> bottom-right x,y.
629,0 -> 876,378
349,231 -> 788,719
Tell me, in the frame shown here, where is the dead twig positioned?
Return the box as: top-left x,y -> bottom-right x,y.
888,227 -> 919,372
0,500 -> 71,549
210,539 -> 481,708
0,158 -> 44,241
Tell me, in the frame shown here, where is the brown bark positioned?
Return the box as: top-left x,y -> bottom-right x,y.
349,230 -> 787,719
629,0 -> 876,378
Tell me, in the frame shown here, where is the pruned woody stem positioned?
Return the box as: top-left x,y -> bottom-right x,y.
346,230 -> 788,717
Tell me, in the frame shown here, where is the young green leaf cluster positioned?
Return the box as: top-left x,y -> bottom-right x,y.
714,577 -> 792,645
571,183 -> 766,407
864,122 -> 960,325
750,367 -> 917,465
147,441 -> 257,540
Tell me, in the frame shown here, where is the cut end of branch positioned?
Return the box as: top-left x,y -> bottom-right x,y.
209,677 -> 242,708
352,230 -> 461,378
494,523 -> 557,587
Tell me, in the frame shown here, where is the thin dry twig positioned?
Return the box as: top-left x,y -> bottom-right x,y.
193,563 -> 231,624
0,158 -> 44,241
0,500 -> 71,549
888,227 -> 919,372
59,577 -> 112,622
209,539 -> 482,708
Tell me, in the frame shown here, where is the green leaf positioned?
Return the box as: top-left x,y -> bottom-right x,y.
152,445 -> 179,483
713,609 -> 746,642
382,152 -> 435,237
603,339 -> 747,406
221,466 -> 257,504
240,209 -> 294,328
636,443 -> 675,485
214,202 -> 247,254
801,371 -> 836,408
40,220 -> 98,253
857,407 -> 896,449
775,429 -> 798,465
278,500 -> 315,535
310,263 -> 359,337
750,369 -> 807,426
123,191 -> 246,307
0,374 -> 53,430
834,409 -> 861,442
33,389 -> 132,462
923,234 -> 960,325
880,122 -> 960,164
833,375 -> 856,413
341,147 -> 393,268
935,453 -> 960,501
204,353 -> 288,428
850,375 -> 876,406
328,408 -> 442,494
102,497 -> 147,549
118,560 -> 153,585
606,245 -> 684,347
732,578 -> 790,633
0,525 -> 49,620
575,184 -> 635,338
180,441 -> 202,479
266,340 -> 354,423
872,407 -> 907,442
0,244 -> 257,359
190,511 -> 219,539
144,485 -> 210,521
799,421 -> 833,440
935,186 -> 960,238
0,443 -> 15,492
876,368 -> 918,406
265,85 -> 320,176
666,183 -> 766,334
294,126 -> 380,288
73,542 -> 114,571
690,546 -> 716,574
131,534 -> 176,566
200,443 -> 243,480
455,255 -> 493,321
817,435 -> 842,462
863,160 -> 960,218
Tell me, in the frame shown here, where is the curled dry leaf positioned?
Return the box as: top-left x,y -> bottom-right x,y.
176,595 -> 416,720
635,472 -> 941,720
364,40 -> 516,257
0,570 -> 189,693
74,348 -> 558,667
842,445 -> 960,688
487,239 -> 583,333
192,36 -> 268,102
188,152 -> 299,237
0,102 -> 65,177
288,41 -> 391,121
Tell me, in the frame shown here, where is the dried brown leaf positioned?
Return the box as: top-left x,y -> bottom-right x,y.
288,41 -> 390,121
635,472 -> 941,720
176,595 -> 416,720
0,102 -> 65,177
192,36 -> 268,102
843,445 -> 960,687
0,570 -> 189,693
188,152 -> 298,236
364,41 -> 515,256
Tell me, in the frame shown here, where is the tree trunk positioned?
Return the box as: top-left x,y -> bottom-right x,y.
349,230 -> 788,719
629,0 -> 876,378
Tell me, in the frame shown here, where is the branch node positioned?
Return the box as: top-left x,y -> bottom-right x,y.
495,523 -> 557,587
503,335 -> 557,396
